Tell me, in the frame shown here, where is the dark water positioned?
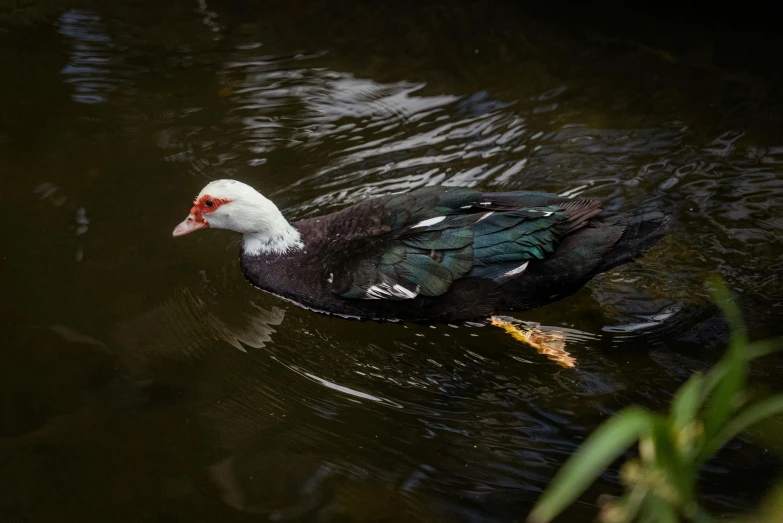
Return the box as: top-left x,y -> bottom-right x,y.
2,1 -> 783,521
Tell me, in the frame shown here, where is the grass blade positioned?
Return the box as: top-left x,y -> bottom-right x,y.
527,407 -> 653,523
701,394 -> 783,461
649,419 -> 692,502
747,338 -> 783,360
702,346 -> 744,441
671,373 -> 706,430
701,338 -> 781,399
639,493 -> 678,523
708,276 -> 746,343
703,278 -> 748,440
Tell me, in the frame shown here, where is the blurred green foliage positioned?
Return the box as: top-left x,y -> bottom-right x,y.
528,277 -> 783,523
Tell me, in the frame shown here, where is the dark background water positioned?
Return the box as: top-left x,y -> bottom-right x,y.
2,1 -> 783,521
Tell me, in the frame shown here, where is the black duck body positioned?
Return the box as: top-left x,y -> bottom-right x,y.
239,187 -> 669,322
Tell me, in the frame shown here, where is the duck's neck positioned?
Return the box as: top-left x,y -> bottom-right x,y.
228,191 -> 304,256
243,222 -> 303,256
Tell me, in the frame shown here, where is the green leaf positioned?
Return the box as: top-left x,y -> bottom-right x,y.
708,276 -> 747,344
648,420 -> 692,503
747,338 -> 783,360
702,347 -> 745,441
699,338 -> 781,408
638,493 -> 678,523
703,278 -> 748,441
601,486 -> 648,523
670,373 -> 706,430
684,336 -> 781,464
528,408 -> 654,523
701,394 -> 783,461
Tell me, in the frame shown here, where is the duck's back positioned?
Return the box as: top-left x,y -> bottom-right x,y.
240,187 -> 669,321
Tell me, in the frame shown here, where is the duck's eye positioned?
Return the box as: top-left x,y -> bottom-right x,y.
205,200 -> 214,208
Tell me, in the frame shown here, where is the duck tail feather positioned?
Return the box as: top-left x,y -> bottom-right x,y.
598,204 -> 671,271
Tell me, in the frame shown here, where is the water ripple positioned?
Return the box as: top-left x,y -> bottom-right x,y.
57,10 -> 135,104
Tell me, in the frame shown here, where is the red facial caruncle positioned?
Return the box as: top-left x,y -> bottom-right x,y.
172,194 -> 232,237
191,194 -> 232,223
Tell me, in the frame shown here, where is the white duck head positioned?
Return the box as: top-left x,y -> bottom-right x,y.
172,179 -> 303,255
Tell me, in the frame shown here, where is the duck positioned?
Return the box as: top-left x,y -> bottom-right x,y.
173,180 -> 669,324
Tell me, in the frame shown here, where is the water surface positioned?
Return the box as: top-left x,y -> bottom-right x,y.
2,1 -> 783,521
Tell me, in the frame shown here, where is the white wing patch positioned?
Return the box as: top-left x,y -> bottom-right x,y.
392,284 -> 418,299
477,211 -> 494,221
412,216 -> 446,228
365,283 -> 420,300
502,261 -> 529,278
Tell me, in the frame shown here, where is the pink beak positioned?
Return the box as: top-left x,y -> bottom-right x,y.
172,213 -> 209,237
